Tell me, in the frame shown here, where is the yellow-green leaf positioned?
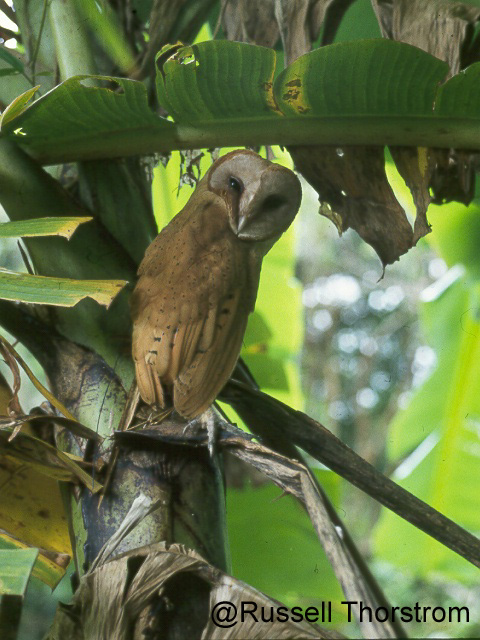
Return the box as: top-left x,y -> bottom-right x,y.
0,428 -> 102,492
0,548 -> 38,595
0,216 -> 93,239
0,268 -> 127,308
0,535 -> 68,590
0,85 -> 40,131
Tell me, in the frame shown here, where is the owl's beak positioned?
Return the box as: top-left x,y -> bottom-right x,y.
235,180 -> 261,234
237,212 -> 248,233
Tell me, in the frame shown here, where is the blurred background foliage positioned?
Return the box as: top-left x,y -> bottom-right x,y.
2,0 -> 480,638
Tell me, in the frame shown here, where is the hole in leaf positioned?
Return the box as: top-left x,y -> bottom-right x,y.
156,44 -> 183,75
78,77 -> 124,94
177,52 -> 199,68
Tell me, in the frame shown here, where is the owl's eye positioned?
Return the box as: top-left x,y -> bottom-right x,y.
228,176 -> 243,193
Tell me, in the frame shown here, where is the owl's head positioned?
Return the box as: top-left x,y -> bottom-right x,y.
208,150 -> 302,242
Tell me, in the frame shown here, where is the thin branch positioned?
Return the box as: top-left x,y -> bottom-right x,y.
222,380 -> 480,569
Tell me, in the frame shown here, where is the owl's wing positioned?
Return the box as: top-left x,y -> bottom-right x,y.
132,273 -> 254,418
173,288 -> 250,417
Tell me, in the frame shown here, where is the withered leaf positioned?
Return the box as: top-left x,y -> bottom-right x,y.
46,542 -> 341,639
221,0 -> 334,64
429,148 -> 476,206
371,0 -> 480,75
389,146 -> 433,244
290,145 -> 414,265
372,0 -> 480,207
221,0 -> 280,49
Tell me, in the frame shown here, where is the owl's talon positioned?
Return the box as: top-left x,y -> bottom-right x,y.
182,418 -> 202,438
183,408 -> 218,457
205,409 -> 217,458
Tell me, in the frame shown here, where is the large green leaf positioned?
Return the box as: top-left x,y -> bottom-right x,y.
156,41 -> 280,122
427,202 -> 480,281
0,268 -> 127,308
1,75 -> 173,162
373,277 -> 480,581
4,39 -> 480,164
0,536 -> 65,590
435,62 -> 480,118
227,473 -> 346,622
275,38 -> 448,116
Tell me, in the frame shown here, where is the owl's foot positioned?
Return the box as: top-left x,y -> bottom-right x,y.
183,407 -> 218,457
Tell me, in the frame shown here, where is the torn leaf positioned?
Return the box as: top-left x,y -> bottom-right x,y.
372,0 -> 480,208
389,146 -> 433,244
0,268 -> 127,308
290,145 -> 414,265
46,542 -> 338,639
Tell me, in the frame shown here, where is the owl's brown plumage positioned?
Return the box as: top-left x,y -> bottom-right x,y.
132,150 -> 302,418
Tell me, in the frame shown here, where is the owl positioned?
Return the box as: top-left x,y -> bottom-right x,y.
131,150 -> 302,419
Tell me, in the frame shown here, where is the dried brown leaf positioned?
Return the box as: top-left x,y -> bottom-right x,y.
429,148 -> 476,205
275,0 -> 330,64
0,427 -> 102,491
1,335 -> 79,424
47,542 -> 341,639
114,423 -> 402,637
372,0 -> 480,207
221,0 -> 279,49
389,146 -> 433,243
371,0 -> 480,75
0,347 -> 23,417
290,145 -> 414,265
221,0 -> 332,63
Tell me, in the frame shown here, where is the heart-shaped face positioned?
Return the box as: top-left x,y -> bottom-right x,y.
208,150 -> 302,242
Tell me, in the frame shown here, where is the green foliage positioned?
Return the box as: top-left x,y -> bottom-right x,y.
0,549 -> 38,596
0,216 -> 127,309
0,537 -> 65,591
4,39 -> 480,164
227,472 -> 346,623
372,176 -> 480,582
2,76 -> 171,160
276,39 -> 448,116
0,268 -> 126,307
0,44 -> 24,74
156,41 -> 279,120
0,216 -> 92,238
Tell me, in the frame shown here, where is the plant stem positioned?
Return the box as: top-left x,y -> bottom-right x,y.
49,0 -> 96,79
30,0 -> 49,85
16,114 -> 480,166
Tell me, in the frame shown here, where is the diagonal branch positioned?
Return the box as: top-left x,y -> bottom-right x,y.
221,380 -> 480,569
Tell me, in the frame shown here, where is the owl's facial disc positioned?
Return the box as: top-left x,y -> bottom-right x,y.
208,150 -> 302,242
235,168 -> 301,241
